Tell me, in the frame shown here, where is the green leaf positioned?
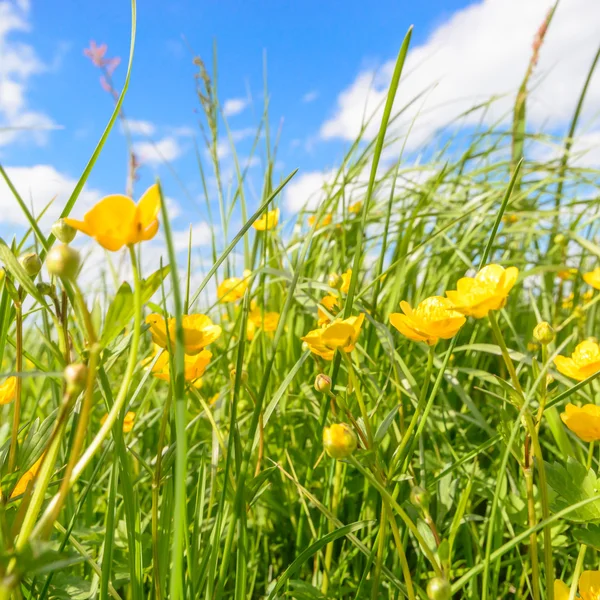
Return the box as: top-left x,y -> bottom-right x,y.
546,458 -> 600,522
573,523 -> 600,550
101,265 -> 170,345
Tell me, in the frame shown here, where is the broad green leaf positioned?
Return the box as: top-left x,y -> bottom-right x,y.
101,265 -> 170,345
573,523 -> 600,550
546,458 -> 600,522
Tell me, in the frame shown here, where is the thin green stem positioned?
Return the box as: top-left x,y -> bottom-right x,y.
38,245 -> 143,525
7,302 -> 23,474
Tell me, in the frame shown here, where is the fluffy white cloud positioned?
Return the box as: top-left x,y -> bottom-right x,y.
284,168 -> 338,212
133,136 -> 183,165
0,1 -> 57,147
125,119 -> 156,136
223,97 -> 248,117
223,98 -> 250,117
320,0 -> 600,151
169,221 -> 213,252
0,164 -> 102,230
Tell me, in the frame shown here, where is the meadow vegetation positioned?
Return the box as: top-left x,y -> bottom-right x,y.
2,5 -> 600,599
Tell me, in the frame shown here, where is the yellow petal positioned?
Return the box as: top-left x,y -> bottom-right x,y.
553,579 -> 570,600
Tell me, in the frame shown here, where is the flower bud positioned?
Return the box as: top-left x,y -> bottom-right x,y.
36,282 -> 55,297
410,485 -> 431,510
426,577 -> 451,600
46,244 -> 81,280
323,423 -> 357,459
314,373 -> 332,394
553,233 -> 566,246
51,218 -> 77,244
64,363 -> 88,395
328,273 -> 342,290
19,252 -> 42,277
533,321 -> 555,345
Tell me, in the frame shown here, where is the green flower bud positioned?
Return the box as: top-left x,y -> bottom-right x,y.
36,282 -> 55,297
427,577 -> 451,600
64,363 -> 88,396
19,252 -> 42,277
46,245 -> 81,280
51,218 -> 77,244
328,273 -> 342,290
314,373 -> 332,394
410,485 -> 431,510
323,423 -> 357,459
553,233 -> 566,246
533,321 -> 555,345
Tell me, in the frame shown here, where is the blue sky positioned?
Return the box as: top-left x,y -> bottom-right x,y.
1,0 -> 599,262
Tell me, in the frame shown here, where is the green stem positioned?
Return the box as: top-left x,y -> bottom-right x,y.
37,245 -> 143,525
7,303 -> 23,474
349,456 -> 443,578
524,467 -> 540,600
388,345 -> 435,476
322,459 -> 343,594
488,312 -> 523,395
342,352 -> 373,447
489,311 -> 553,600
568,545 -> 587,600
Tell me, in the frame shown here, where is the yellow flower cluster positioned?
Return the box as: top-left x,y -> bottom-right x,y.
390,264 -> 518,344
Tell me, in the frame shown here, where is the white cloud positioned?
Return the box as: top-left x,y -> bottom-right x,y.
169,222 -> 213,252
223,97 -> 248,117
0,164 -> 102,230
284,168 -> 354,212
125,119 -> 156,136
302,90 -> 319,103
0,1 -> 57,147
133,136 -> 183,165
320,0 -> 600,151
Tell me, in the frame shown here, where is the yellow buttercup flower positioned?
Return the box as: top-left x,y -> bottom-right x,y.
247,304 -> 279,341
302,313 -> 364,361
318,295 -> 341,326
308,214 -> 332,229
561,403 -> 600,442
146,313 -> 221,355
348,201 -> 362,215
10,453 -> 45,499
341,269 -> 352,294
555,571 -> 600,600
64,184 -> 160,251
253,208 -> 279,231
0,376 -> 17,405
583,267 -> 600,290
389,296 -> 466,346
446,264 -> 519,318
217,270 -> 251,303
143,344 -> 212,383
554,340 -> 600,381
101,411 -> 136,433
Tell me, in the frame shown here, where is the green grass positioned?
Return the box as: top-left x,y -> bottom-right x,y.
2,8 -> 600,600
